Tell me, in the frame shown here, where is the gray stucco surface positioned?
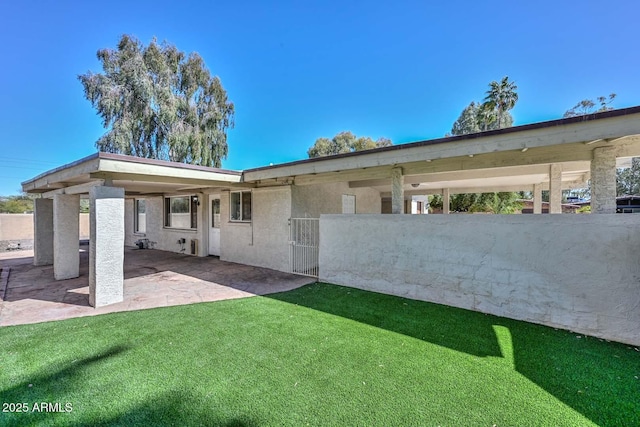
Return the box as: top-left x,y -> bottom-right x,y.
53,194 -> 79,280
33,199 -> 53,266
221,187 -> 292,272
319,214 -> 640,345
89,186 -> 125,307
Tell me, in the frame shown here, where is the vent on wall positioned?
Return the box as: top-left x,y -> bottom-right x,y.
190,239 -> 198,256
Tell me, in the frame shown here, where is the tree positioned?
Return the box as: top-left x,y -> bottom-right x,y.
444,78 -> 520,213
482,76 -> 518,129
0,194 -> 36,213
428,192 -> 522,214
78,35 -> 234,168
563,93 -> 616,118
307,131 -> 392,158
617,157 -> 640,196
450,102 -> 481,136
449,77 -> 517,137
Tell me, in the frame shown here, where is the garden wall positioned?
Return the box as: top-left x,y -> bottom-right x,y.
319,214 -> 640,346
0,213 -> 90,250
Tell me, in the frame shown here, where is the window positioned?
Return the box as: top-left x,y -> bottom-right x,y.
211,198 -> 220,228
342,194 -> 356,214
135,199 -> 146,233
230,191 -> 252,222
164,195 -> 198,229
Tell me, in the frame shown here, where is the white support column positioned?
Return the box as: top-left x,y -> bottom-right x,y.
34,198 -> 54,266
53,194 -> 80,280
442,188 -> 450,215
89,186 -> 125,307
533,184 -> 542,214
391,167 -> 404,214
549,164 -> 562,214
590,147 -> 617,214
197,192 -> 208,257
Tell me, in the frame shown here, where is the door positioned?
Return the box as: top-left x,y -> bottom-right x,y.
289,218 -> 319,277
209,195 -> 221,256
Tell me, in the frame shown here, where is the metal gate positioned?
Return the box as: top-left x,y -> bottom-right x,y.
289,218 -> 319,277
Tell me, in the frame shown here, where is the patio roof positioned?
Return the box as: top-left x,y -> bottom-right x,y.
21,106 -> 640,196
22,152 -> 244,196
242,106 -> 640,193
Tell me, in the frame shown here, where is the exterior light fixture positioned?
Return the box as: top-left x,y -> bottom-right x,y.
411,183 -> 420,188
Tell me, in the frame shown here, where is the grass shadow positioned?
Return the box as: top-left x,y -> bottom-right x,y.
269,282 -> 503,358
270,282 -> 640,426
73,391 -> 260,427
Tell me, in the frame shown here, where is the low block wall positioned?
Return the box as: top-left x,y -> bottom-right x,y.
319,214 -> 640,346
0,213 -> 90,247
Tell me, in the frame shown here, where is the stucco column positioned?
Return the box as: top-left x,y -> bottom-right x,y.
34,198 -> 54,266
549,164 -> 562,214
590,147 -> 617,214
442,188 -> 450,215
53,194 -> 80,280
391,167 -> 404,214
533,184 -> 542,214
89,186 -> 125,307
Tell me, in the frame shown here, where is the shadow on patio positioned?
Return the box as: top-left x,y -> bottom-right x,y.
0,245 -> 313,326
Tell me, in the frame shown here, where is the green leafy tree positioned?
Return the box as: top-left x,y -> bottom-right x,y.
483,76 -> 518,129
450,102 -> 481,135
444,78 -> 520,213
428,192 -> 522,214
563,94 -> 616,118
308,132 -> 392,158
79,35 -> 234,168
617,157 -> 640,196
0,195 -> 36,213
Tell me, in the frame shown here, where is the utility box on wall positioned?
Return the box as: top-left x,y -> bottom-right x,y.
191,239 -> 198,255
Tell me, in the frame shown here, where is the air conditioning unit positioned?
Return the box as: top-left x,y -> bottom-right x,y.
190,239 -> 198,255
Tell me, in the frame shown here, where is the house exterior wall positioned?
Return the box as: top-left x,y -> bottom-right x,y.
220,186 -> 292,272
319,214 -> 640,346
124,195 -> 206,255
291,182 -> 380,217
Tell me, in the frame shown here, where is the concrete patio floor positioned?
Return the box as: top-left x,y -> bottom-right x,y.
0,245 -> 314,326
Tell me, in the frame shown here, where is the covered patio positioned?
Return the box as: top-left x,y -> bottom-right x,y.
0,246 -> 313,326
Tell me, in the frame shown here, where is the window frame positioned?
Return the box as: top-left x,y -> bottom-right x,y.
134,198 -> 146,234
230,191 -> 252,222
164,195 -> 198,230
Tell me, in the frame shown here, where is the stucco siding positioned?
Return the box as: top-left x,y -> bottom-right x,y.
220,186 -> 292,272
319,214 -> 640,346
291,182 -> 380,217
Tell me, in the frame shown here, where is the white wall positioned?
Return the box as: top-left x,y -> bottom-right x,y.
220,186 -> 292,272
291,182 -> 380,217
319,214 -> 640,346
124,196 -> 205,255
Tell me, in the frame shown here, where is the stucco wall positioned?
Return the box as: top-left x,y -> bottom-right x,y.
220,186 -> 291,272
291,182 -> 380,217
0,213 -> 90,241
124,196 -> 206,255
319,214 -> 640,346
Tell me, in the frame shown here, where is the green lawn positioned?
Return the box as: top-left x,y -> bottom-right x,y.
1,283 -> 638,426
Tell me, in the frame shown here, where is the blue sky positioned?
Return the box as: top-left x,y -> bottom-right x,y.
1,0 -> 639,195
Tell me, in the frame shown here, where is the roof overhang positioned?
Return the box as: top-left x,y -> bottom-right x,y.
22,153 -> 244,196
242,106 -> 640,192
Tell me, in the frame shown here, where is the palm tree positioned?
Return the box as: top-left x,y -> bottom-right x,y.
483,76 -> 518,128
